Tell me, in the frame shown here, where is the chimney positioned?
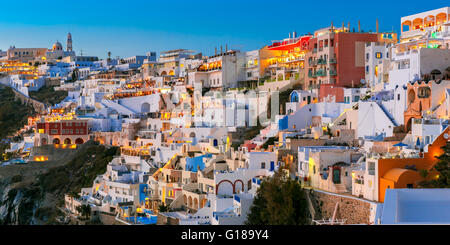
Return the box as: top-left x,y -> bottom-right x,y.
225,44 -> 228,52
289,32 -> 291,39
220,46 -> 223,55
331,21 -> 334,32
215,47 -> 217,56
376,19 -> 379,33
348,22 -> 350,31
342,21 -> 345,30
293,31 -> 296,38
358,20 -> 361,33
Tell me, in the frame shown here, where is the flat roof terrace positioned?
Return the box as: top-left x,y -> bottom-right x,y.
382,188 -> 450,224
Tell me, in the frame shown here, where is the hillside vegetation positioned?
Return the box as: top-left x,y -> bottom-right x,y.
0,86 -> 35,139
29,85 -> 68,106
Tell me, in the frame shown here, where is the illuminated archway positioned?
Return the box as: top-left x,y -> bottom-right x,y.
64,138 -> 72,144
436,13 -> 447,25
200,198 -> 207,208
53,138 -> 60,144
412,18 -> 423,30
424,15 -> 435,27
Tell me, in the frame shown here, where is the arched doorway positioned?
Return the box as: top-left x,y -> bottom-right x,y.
407,89 -> 416,105
41,138 -> 47,145
53,138 -> 60,144
188,196 -> 192,208
406,118 -> 413,132
216,180 -> 234,195
141,102 -> 150,113
75,138 -> 84,144
200,198 -> 207,208
64,138 -> 72,144
332,167 -> 341,184
193,198 -> 198,209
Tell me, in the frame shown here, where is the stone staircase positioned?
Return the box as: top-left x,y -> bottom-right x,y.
333,184 -> 347,194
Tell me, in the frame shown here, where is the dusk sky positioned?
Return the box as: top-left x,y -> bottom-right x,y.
0,0 -> 448,59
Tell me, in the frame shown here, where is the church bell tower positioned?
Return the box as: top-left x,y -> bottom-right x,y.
67,33 -> 73,52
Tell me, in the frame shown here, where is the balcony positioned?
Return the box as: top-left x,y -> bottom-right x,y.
329,58 -> 337,64
308,71 -> 317,78
313,48 -> 317,54
329,70 -> 337,76
317,58 -> 327,65
316,69 -> 327,77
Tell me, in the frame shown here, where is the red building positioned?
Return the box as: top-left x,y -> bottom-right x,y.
35,119 -> 89,146
305,26 -> 378,102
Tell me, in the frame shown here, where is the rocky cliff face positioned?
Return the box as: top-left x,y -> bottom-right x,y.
0,179 -> 42,225
0,142 -> 119,225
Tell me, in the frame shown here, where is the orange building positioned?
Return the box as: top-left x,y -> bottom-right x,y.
376,126 -> 449,202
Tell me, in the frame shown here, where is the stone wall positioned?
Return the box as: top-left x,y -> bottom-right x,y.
157,213 -> 180,225
309,190 -> 371,224
11,87 -> 47,113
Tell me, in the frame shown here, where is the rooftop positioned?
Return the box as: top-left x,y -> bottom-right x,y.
381,188 -> 450,224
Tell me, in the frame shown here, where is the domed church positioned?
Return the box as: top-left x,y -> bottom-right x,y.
45,33 -> 75,61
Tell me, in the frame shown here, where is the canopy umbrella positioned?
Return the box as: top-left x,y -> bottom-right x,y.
393,142 -> 408,147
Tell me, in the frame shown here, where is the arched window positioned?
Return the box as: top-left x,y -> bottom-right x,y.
418,87 -> 431,98
408,89 -> 416,104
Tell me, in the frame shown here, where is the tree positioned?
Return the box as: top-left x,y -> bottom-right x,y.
419,142 -> 450,188
246,169 -> 309,225
158,203 -> 170,212
76,204 -> 91,220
